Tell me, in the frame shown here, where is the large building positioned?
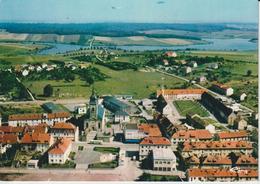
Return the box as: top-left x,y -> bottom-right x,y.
156,89 -> 206,101
152,148 -> 177,172
189,155 -> 258,169
20,132 -> 54,153
201,92 -> 236,124
8,112 -> 71,127
48,138 -> 72,164
217,131 -> 249,141
49,122 -> 79,142
187,168 -> 258,182
182,141 -> 253,158
212,83 -> 234,96
171,129 -> 212,147
124,123 -> 161,143
139,136 -> 171,160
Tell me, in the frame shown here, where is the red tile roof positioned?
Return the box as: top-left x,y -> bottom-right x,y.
218,131 -> 248,139
51,122 -> 76,130
0,134 -> 18,144
8,112 -> 70,121
172,130 -> 212,140
140,136 -> 171,145
0,126 -> 24,134
157,89 -> 206,97
203,155 -> 232,165
48,138 -> 71,155
21,133 -> 51,144
188,168 -> 258,178
183,141 -> 252,151
236,155 -> 258,166
138,124 -> 162,137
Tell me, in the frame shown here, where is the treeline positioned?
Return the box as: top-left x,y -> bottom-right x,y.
0,23 -> 235,36
185,55 -> 224,65
21,66 -> 108,86
0,71 -> 30,100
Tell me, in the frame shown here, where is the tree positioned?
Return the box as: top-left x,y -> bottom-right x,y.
246,70 -> 252,76
43,84 -> 53,97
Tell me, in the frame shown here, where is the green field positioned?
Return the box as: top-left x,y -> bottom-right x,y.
173,100 -> 209,117
93,147 -> 119,155
88,160 -> 118,169
23,64 -> 186,99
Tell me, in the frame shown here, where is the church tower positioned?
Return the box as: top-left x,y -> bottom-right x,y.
88,88 -> 98,120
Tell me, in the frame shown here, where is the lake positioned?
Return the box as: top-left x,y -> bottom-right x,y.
38,38 -> 257,55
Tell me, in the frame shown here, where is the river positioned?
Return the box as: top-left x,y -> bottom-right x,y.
38,38 -> 257,55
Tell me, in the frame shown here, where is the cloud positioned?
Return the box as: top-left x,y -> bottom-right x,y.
157,1 -> 165,4
111,6 -> 121,10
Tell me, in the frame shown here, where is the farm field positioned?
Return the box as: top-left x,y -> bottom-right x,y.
173,100 -> 209,117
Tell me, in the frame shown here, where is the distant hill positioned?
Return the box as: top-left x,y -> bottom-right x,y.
0,23 -> 253,37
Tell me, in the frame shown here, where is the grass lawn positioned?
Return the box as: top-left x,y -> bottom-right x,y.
138,173 -> 182,181
88,160 -> 118,169
42,160 -> 76,169
173,100 -> 209,117
22,64 -> 186,99
93,147 -> 120,155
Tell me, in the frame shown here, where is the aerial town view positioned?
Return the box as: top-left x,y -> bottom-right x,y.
0,0 -> 258,182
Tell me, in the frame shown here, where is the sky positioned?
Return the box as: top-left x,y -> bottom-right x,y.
0,0 -> 258,23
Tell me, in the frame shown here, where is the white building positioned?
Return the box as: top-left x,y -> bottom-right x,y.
212,84 -> 234,96
75,104 -> 87,115
8,112 -> 71,127
139,137 -> 171,160
152,148 -> 177,172
22,70 -> 29,77
157,89 -> 206,101
48,138 -> 72,164
141,99 -> 154,110
240,93 -> 247,101
50,122 -> 79,142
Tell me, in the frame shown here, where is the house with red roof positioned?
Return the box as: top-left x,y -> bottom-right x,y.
49,122 -> 79,142
212,83 -> 234,96
0,134 -> 18,154
8,112 -> 71,127
139,136 -> 171,160
48,138 -> 72,164
20,132 -> 54,152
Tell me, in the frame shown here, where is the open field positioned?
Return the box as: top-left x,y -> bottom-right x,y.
23,65 -> 186,99
173,100 -> 209,117
188,51 -> 258,63
94,36 -> 206,46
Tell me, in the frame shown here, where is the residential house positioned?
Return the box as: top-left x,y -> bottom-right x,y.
22,69 -> 29,77
189,61 -> 198,68
183,66 -> 192,74
139,136 -> 171,160
240,93 -> 247,101
20,132 -> 54,153
152,148 -> 177,172
197,76 -> 207,83
49,122 -> 79,142
74,104 -> 87,115
48,138 -> 72,164
0,134 -> 18,154
212,83 -> 234,96
208,63 -> 219,69
141,99 -> 154,110
233,118 -> 248,130
165,51 -> 177,58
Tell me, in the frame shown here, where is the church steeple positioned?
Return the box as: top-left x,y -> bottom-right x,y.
88,87 -> 98,120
